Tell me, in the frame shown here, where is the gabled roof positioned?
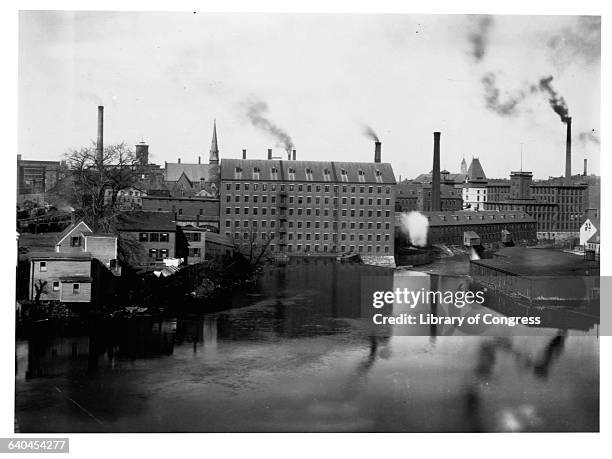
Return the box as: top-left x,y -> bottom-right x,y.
220,159 -> 396,184
587,230 -> 600,244
56,220 -> 92,246
165,163 -> 215,182
26,251 -> 92,261
115,211 -> 177,232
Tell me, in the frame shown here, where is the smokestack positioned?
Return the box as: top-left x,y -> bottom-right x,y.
584,158 -> 588,176
432,132 -> 441,212
242,149 -> 247,160
198,156 -> 201,164
292,149 -> 296,161
268,148 -> 272,160
178,158 -> 181,164
135,142 -> 149,165
96,106 -> 104,166
374,141 -> 381,163
565,117 -> 572,179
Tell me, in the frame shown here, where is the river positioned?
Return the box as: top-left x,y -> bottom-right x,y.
15,258 -> 599,432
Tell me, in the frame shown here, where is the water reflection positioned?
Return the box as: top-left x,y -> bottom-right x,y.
15,259 -> 599,432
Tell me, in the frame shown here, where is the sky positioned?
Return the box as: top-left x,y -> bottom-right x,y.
18,12 -> 601,179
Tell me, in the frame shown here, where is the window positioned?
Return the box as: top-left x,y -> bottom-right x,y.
160,233 -> 170,242
139,233 -> 149,242
39,261 -> 47,272
73,283 -> 80,294
358,169 -> 366,182
52,281 -> 59,291
189,248 -> 201,257
71,236 -> 81,247
305,168 -> 313,181
150,233 -> 159,242
149,248 -> 157,258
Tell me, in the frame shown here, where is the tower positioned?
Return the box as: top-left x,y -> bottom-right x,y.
209,120 -> 219,165
460,157 -> 467,174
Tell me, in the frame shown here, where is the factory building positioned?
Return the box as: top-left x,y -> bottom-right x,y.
219,144 -> 396,258
395,181 -> 462,212
17,155 -> 63,206
461,158 -> 488,211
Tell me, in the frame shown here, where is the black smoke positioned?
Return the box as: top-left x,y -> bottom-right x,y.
481,72 -> 526,116
361,124 -> 379,142
244,100 -> 294,154
468,15 -> 493,62
548,16 -> 601,69
538,76 -> 570,122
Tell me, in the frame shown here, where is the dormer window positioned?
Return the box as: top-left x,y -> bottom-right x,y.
305,168 -> 313,181
287,167 -> 296,180
253,167 -> 261,180
234,167 -> 243,179
375,169 -> 383,183
323,168 -> 331,182
340,169 -> 348,182
271,167 -> 278,180
357,169 -> 366,183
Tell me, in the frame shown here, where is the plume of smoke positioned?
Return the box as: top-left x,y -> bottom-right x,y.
538,76 -> 570,122
399,211 -> 429,247
548,16 -> 601,69
481,72 -> 526,116
468,15 -> 493,62
245,100 -> 294,154
579,130 -> 600,145
361,124 -> 379,142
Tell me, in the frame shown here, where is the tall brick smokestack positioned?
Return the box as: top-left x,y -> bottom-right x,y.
374,141 -> 381,163
565,117 -> 572,179
292,149 -> 296,161
96,106 -> 104,167
268,148 -> 272,160
242,149 -> 247,159
584,158 -> 587,176
432,132 -> 441,211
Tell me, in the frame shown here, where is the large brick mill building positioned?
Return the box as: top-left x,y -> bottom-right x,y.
219,148 -> 396,257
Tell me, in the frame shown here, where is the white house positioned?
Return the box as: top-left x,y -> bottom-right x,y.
580,217 -> 600,248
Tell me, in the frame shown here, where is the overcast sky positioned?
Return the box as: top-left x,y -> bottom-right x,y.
19,12 -> 600,179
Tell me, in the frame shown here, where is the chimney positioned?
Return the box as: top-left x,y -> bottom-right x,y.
292,149 -> 296,161
96,106 -> 104,166
565,117 -> 572,179
432,132 -> 441,212
374,141 -> 381,163
583,158 -> 588,176
178,158 -> 181,164
198,156 -> 201,164
242,149 -> 247,160
268,148 -> 272,160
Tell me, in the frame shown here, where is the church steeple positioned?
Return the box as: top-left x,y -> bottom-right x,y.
209,119 -> 219,165
460,156 -> 467,174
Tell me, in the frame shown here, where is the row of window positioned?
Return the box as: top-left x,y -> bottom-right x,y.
139,232 -> 170,242
225,207 -> 392,218
226,195 -> 392,206
233,168 -> 386,183
225,220 -> 391,230
148,248 -> 170,259
225,183 -> 392,194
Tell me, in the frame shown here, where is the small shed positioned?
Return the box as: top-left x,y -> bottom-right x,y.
463,231 -> 481,247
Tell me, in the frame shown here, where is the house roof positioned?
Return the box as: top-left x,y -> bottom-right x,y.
220,158 -> 396,184
56,220 -> 92,246
18,232 -> 62,251
587,230 -> 600,244
165,162 -> 216,182
115,211 -> 177,232
59,276 -> 93,283
26,251 -> 92,261
464,231 -> 480,238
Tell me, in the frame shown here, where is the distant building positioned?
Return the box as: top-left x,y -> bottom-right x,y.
115,211 -> 185,271
26,252 -> 93,303
141,195 -> 220,231
17,155 -> 62,206
396,182 -> 462,212
484,171 -> 589,241
396,210 -> 537,248
580,216 -> 600,248
460,157 -> 468,174
461,158 -> 487,211
104,186 -> 147,210
220,157 -> 396,257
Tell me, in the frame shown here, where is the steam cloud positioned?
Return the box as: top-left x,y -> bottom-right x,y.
245,100 -> 294,154
481,73 -> 526,116
538,76 -> 570,122
399,211 -> 429,248
361,124 -> 380,142
548,16 -> 601,69
579,130 -> 600,145
468,15 -> 493,62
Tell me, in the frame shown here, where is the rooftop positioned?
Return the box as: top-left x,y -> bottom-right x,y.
116,211 -> 177,232
401,210 -> 536,227
471,247 -> 598,277
26,251 -> 92,261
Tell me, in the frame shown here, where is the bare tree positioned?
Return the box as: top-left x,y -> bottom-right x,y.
232,226 -> 277,268
33,280 -> 48,305
54,142 -> 140,231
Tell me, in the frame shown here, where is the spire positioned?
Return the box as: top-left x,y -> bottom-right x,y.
209,119 -> 219,165
460,156 -> 467,174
